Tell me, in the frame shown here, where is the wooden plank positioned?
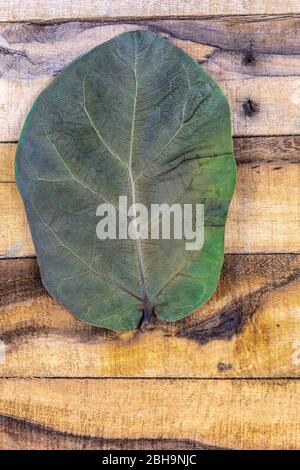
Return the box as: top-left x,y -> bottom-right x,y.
0,144 -> 15,183
0,183 -> 34,257
1,254 -> 300,378
0,378 -> 299,449
226,136 -> 300,253
1,1 -> 300,22
1,136 -> 299,257
1,18 -> 300,140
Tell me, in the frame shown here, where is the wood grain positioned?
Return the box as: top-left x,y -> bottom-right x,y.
1,1 -> 300,22
0,378 -> 299,450
1,5 -> 300,451
1,136 -> 299,258
0,182 -> 34,258
1,254 -> 300,378
0,144 -> 15,183
1,17 -> 300,140
0,414 -> 222,450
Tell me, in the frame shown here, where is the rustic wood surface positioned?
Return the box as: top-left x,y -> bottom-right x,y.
1,136 -> 300,257
1,1 -> 300,22
1,17 -> 300,141
0,254 -> 300,378
0,379 -> 299,450
0,1 -> 299,450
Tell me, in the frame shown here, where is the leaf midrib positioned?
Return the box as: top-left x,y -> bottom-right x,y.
128,38 -> 149,308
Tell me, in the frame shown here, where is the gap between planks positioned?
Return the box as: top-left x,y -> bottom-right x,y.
3,14 -> 300,25
0,376 -> 300,380
5,133 -> 300,143
1,1 -> 300,22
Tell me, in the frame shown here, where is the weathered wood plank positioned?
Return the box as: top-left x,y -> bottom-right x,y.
0,144 -> 15,183
1,254 -> 300,378
1,1 -> 300,22
1,5 -> 298,454
0,183 -> 34,258
1,136 -> 299,257
1,18 -> 300,140
0,414 -> 221,451
0,378 -> 299,450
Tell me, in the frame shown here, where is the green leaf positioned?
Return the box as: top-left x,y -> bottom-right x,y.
15,30 -> 236,332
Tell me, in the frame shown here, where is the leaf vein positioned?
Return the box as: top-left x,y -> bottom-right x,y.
32,202 -> 142,301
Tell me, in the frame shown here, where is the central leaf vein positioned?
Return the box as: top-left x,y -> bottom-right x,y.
128,39 -> 150,308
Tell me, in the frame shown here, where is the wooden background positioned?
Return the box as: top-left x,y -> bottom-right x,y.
0,0 -> 300,450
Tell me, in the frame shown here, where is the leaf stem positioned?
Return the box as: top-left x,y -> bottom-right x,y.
140,298 -> 154,331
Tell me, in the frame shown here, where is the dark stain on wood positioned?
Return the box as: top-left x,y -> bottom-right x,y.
1,16 -> 300,79
4,16 -> 300,56
0,413 -> 227,450
178,258 -> 300,346
234,136 -> 300,165
0,325 -> 47,345
0,258 -> 43,307
1,255 -> 300,350
0,278 -> 43,308
147,16 -> 300,55
0,323 -> 118,354
218,362 -> 232,372
178,294 -> 258,344
242,49 -> 257,66
243,99 -> 260,117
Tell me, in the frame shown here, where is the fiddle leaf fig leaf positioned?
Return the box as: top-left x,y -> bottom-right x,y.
15,30 -> 236,332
